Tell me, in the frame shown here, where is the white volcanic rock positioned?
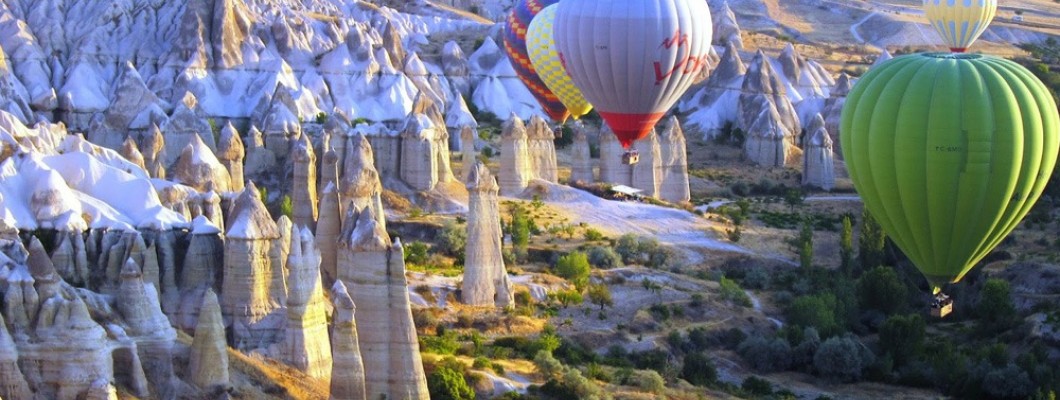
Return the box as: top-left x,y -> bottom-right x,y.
468,36 -> 542,120
329,280 -> 367,400
739,51 -> 800,141
96,62 -> 167,150
526,115 -> 558,183
50,231 -> 89,287
180,217 -> 224,328
291,135 -> 318,229
745,98 -> 792,168
570,123 -> 593,183
681,40 -> 745,138
276,227 -> 331,379
337,207 -> 429,399
216,121 -> 245,192
872,49 -> 893,69
0,312 -> 31,400
243,126 -> 277,178
140,124 -> 166,179
658,117 -> 691,203
823,73 -> 852,157
163,92 -> 215,166
462,163 -> 513,307
713,1 -> 743,48
188,289 -> 229,389
446,90 -> 477,148
499,115 -> 531,196
339,133 -> 386,229
460,125 -> 477,181
169,134 -> 232,193
631,130 -> 662,198
120,137 -> 147,174
442,41 -> 471,98
802,114 -> 835,190
317,182 -> 341,285
262,85 -> 303,154
598,124 -> 631,186
775,43 -> 834,101
222,182 -> 283,351
400,114 -> 441,191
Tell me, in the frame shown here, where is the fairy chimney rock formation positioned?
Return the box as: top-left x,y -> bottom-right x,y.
0,313 -> 31,400
141,124 -> 166,179
277,227 -> 332,379
164,92 -> 215,165
570,124 -> 593,183
399,114 -> 441,191
631,129 -> 662,198
244,126 -> 277,177
802,114 -> 835,190
340,134 -> 386,229
222,182 -> 284,350
713,1 -> 744,48
337,207 -> 429,399
499,115 -> 532,196
658,117 -> 691,203
170,134 -> 232,192
526,115 -> 558,183
745,98 -> 791,168
216,121 -> 246,192
598,124 -> 631,185
188,289 -> 230,389
120,136 -> 147,173
462,163 -> 514,307
329,280 -> 367,400
460,125 -> 477,181
292,135 -> 319,230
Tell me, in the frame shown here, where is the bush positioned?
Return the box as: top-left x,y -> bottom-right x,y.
720,277 -> 752,307
857,266 -> 907,315
786,294 -> 839,335
279,195 -> 293,218
420,330 -> 460,355
404,241 -> 430,265
813,336 -> 874,382
977,278 -> 1017,334
983,364 -> 1035,399
615,234 -> 640,263
878,314 -> 925,367
549,289 -> 584,307
742,267 -> 770,290
438,221 -> 467,258
742,375 -> 773,397
583,228 -> 604,241
427,365 -> 475,400
632,370 -> 666,394
738,336 -> 793,373
555,252 -> 591,290
586,246 -> 622,269
681,352 -> 717,386
587,283 -> 613,310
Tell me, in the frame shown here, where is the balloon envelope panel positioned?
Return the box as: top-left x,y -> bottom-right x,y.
503,0 -> 570,122
840,53 -> 1059,290
923,0 -> 997,52
552,0 -> 712,147
527,4 -> 593,119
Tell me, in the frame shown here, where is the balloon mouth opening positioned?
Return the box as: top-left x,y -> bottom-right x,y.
949,47 -> 967,53
923,52 -> 982,60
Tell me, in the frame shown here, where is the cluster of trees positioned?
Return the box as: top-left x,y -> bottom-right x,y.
725,208 -> 1059,398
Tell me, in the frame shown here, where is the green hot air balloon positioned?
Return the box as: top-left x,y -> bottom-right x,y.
841,53 -> 1059,298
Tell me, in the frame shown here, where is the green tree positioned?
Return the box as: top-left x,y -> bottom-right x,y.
427,365 -> 474,400
555,252 -> 591,291
279,195 -> 293,218
786,294 -> 839,335
813,336 -> 874,383
977,278 -> 1017,334
403,241 -> 430,265
878,314 -> 925,366
586,246 -> 622,269
615,234 -> 640,263
840,216 -> 854,275
587,283 -> 613,310
511,208 -> 530,260
632,370 -> 666,394
742,376 -> 774,397
784,189 -> 805,212
680,352 -> 717,386
857,266 -> 907,315
720,277 -> 752,307
738,336 -> 793,372
858,209 -> 886,272
438,221 -> 467,257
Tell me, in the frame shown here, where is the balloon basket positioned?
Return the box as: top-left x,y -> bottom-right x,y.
622,150 -> 640,165
930,292 -> 953,318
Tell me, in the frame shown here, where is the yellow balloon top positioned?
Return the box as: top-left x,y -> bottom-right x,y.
923,0 -> 998,52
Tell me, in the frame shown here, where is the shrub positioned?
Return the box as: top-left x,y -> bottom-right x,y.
427,365 -> 475,400
720,277 -> 752,307
680,352 -> 717,386
438,221 -> 467,257
857,266 -> 907,315
632,370 -> 666,394
404,241 -> 430,265
472,357 -> 492,370
813,336 -> 874,382
279,195 -> 293,218
738,336 -> 793,373
982,363 -> 1034,399
878,314 -> 925,366
786,294 -> 839,335
555,252 -> 591,290
420,330 -> 460,355
587,283 -> 613,310
586,246 -> 622,269
742,375 -> 773,397
549,289 -> 584,307
977,278 -> 1017,334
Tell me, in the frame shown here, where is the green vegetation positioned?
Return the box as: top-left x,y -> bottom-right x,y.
427,365 -> 474,400
555,252 -> 591,291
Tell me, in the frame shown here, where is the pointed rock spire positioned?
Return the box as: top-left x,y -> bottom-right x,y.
189,289 -> 229,389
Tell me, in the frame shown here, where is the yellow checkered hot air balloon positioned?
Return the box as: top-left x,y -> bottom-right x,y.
923,0 -> 997,52
526,3 -> 592,119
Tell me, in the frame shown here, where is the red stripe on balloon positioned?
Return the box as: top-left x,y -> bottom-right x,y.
598,111 -> 666,149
